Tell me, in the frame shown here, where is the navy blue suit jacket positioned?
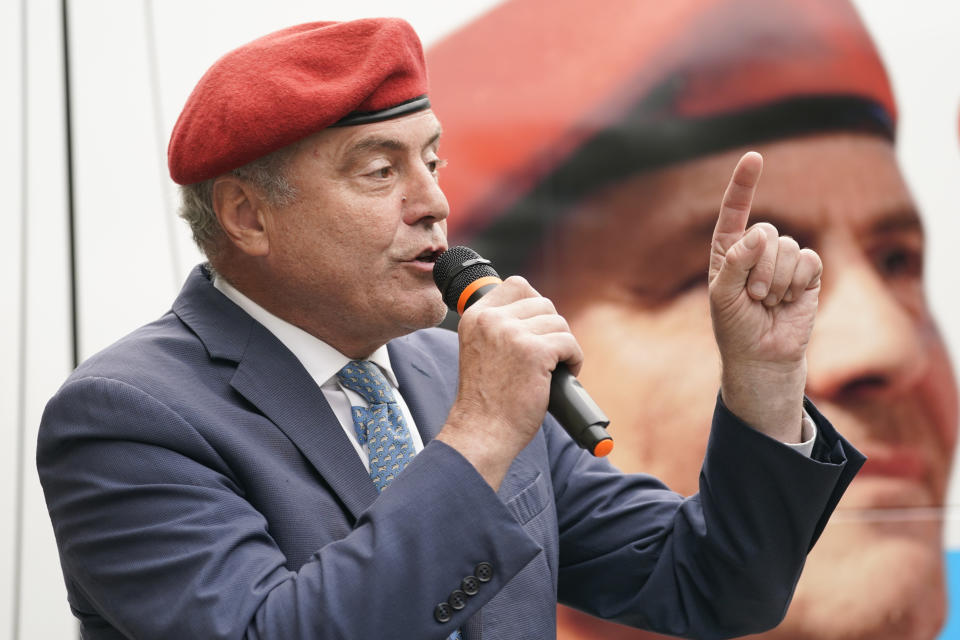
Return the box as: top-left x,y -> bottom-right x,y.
37,265 -> 863,639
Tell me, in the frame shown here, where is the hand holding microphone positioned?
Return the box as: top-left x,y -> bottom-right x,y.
434,246 -> 612,459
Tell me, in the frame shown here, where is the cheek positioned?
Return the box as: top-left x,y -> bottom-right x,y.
568,293 -> 720,494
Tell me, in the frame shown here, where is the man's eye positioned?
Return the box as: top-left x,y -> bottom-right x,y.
623,270 -> 707,307
675,272 -> 708,294
876,245 -> 923,279
366,165 -> 393,179
427,158 -> 448,174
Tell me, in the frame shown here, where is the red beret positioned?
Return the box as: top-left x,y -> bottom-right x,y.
168,18 -> 430,185
426,0 -> 896,247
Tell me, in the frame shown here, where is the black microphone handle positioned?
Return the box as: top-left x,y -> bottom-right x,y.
548,362 -> 612,457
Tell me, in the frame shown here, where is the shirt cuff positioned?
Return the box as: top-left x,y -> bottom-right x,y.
782,409 -> 817,458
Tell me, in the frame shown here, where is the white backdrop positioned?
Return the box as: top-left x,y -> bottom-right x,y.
2,1 -> 958,637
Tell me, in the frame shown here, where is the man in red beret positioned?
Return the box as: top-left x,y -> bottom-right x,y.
429,1 -> 958,639
37,15 -> 862,640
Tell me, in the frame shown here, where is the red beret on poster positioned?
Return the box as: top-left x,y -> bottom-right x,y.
426,0 -> 897,255
168,18 -> 430,185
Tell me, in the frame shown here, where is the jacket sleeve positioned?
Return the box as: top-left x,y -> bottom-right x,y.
37,375 -> 541,640
552,394 -> 864,640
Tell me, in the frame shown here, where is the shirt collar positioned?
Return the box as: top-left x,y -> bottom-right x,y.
212,275 -> 398,388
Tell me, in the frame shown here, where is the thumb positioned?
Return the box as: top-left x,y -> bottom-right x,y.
710,226 -> 766,306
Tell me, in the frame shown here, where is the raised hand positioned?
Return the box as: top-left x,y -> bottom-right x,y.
708,152 -> 822,442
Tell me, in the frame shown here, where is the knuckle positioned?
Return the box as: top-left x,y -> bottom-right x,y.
725,239 -> 749,263
458,306 -> 478,327
548,322 -> 572,342
779,235 -> 800,252
518,336 -> 546,361
772,267 -> 792,285
503,275 -> 532,291
754,255 -> 775,274
799,247 -> 821,262
470,305 -> 499,331
800,248 -> 823,272
539,313 -> 569,337
752,221 -> 778,237
540,296 -> 558,316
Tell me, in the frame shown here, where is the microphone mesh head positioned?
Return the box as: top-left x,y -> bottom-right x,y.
433,246 -> 500,312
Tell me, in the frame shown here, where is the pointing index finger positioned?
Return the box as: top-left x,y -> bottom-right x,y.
712,151 -> 764,254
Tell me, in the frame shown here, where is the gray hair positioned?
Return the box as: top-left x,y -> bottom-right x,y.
178,141 -> 302,257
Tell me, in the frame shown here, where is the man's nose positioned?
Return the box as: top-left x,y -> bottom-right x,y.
402,163 -> 450,227
805,258 -> 928,401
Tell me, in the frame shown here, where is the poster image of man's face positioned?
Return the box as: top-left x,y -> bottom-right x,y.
538,132 -> 958,640
427,0 -> 960,637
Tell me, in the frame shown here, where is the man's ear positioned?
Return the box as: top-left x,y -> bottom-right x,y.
212,176 -> 271,256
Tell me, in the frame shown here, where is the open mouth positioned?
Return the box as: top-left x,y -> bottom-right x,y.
413,248 -> 444,264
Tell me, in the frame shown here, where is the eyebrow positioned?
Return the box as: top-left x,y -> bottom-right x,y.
671,205 -> 924,250
342,128 -> 443,166
870,208 -> 925,235
750,206 -> 923,242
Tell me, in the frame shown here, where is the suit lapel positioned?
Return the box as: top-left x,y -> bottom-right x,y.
389,337 -> 454,445
174,266 -> 378,521
230,322 -> 379,520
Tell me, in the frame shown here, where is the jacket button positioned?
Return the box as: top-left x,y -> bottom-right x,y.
474,561 -> 493,583
434,602 -> 453,623
461,575 -> 480,595
449,589 -> 468,610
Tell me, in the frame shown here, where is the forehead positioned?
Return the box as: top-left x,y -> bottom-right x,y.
574,132 -> 913,242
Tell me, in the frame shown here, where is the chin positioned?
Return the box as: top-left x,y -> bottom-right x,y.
424,294 -> 452,327
398,293 -> 450,333
760,515 -> 947,640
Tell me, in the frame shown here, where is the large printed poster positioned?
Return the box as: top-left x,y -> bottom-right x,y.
427,1 -> 958,638
5,0 -> 959,638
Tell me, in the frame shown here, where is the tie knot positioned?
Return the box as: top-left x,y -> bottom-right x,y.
336,360 -> 396,406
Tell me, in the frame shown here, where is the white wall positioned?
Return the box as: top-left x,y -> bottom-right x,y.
4,1 -> 76,637
3,1 -> 958,638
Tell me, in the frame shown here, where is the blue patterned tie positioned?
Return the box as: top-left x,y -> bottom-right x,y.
337,362 -> 463,640
337,360 -> 417,492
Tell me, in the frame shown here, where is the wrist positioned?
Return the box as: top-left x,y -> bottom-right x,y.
437,406 -> 525,491
720,358 -> 806,443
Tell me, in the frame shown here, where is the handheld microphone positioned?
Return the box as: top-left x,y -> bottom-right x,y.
434,246 -> 613,457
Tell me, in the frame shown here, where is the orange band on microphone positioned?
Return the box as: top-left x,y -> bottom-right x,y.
457,276 -> 502,315
592,439 -> 614,457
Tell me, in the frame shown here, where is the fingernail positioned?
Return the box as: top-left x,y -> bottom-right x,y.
750,282 -> 768,298
744,228 -> 762,249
